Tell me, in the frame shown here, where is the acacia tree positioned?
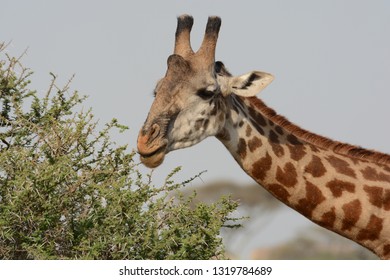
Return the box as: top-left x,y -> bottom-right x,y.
0,44 -> 238,259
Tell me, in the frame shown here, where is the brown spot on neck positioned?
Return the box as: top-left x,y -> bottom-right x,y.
276,162 -> 298,188
318,207 -> 336,229
383,244 -> 390,259
305,155 -> 326,178
287,134 -> 301,145
245,125 -> 252,137
327,155 -> 356,178
275,125 -> 284,136
286,134 -> 306,161
385,190 -> 390,211
326,179 -> 355,198
269,130 -> 285,157
356,214 -> 383,241
271,143 -> 285,158
364,186 -> 390,211
295,182 -> 325,218
244,102 -> 266,135
248,119 -> 265,136
247,105 -> 267,126
267,183 -> 290,201
309,145 -> 321,153
269,130 -> 279,143
341,199 -> 362,231
251,152 -> 272,181
287,145 -> 306,161
361,166 -> 390,182
236,138 -> 247,160
364,186 -> 383,209
248,136 -> 262,152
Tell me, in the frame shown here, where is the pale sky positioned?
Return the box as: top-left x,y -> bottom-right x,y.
2,0 -> 390,256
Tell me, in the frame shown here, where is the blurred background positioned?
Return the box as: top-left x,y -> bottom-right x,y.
2,0 -> 389,259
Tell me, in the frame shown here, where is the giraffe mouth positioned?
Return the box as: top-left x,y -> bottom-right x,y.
138,144 -> 167,168
139,144 -> 167,159
137,114 -> 177,168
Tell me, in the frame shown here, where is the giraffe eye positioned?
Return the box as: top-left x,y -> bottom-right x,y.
197,89 -> 215,100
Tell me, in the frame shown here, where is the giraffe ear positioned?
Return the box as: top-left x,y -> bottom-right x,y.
230,71 -> 274,97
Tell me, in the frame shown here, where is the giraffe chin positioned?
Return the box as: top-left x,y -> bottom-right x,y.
139,150 -> 166,168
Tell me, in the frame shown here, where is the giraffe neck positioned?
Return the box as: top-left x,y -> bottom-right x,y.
217,95 -> 390,259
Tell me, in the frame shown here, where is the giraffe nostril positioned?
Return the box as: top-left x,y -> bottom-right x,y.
150,123 -> 161,141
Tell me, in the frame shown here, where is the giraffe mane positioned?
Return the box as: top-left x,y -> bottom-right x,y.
246,96 -> 390,166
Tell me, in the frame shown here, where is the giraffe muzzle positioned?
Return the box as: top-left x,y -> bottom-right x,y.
137,124 -> 167,168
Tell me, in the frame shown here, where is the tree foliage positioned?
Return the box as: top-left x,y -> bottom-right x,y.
0,43 -> 238,259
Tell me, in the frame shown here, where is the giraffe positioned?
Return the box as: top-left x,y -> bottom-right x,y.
137,15 -> 390,259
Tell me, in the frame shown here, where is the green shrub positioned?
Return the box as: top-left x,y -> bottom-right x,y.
0,43 -> 238,259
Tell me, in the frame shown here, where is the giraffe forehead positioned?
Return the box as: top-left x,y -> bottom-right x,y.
156,69 -> 216,98
166,53 -> 216,79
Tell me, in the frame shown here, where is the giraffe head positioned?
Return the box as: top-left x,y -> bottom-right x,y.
137,15 -> 273,168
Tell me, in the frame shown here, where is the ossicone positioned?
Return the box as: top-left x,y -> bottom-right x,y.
173,15 -> 222,65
